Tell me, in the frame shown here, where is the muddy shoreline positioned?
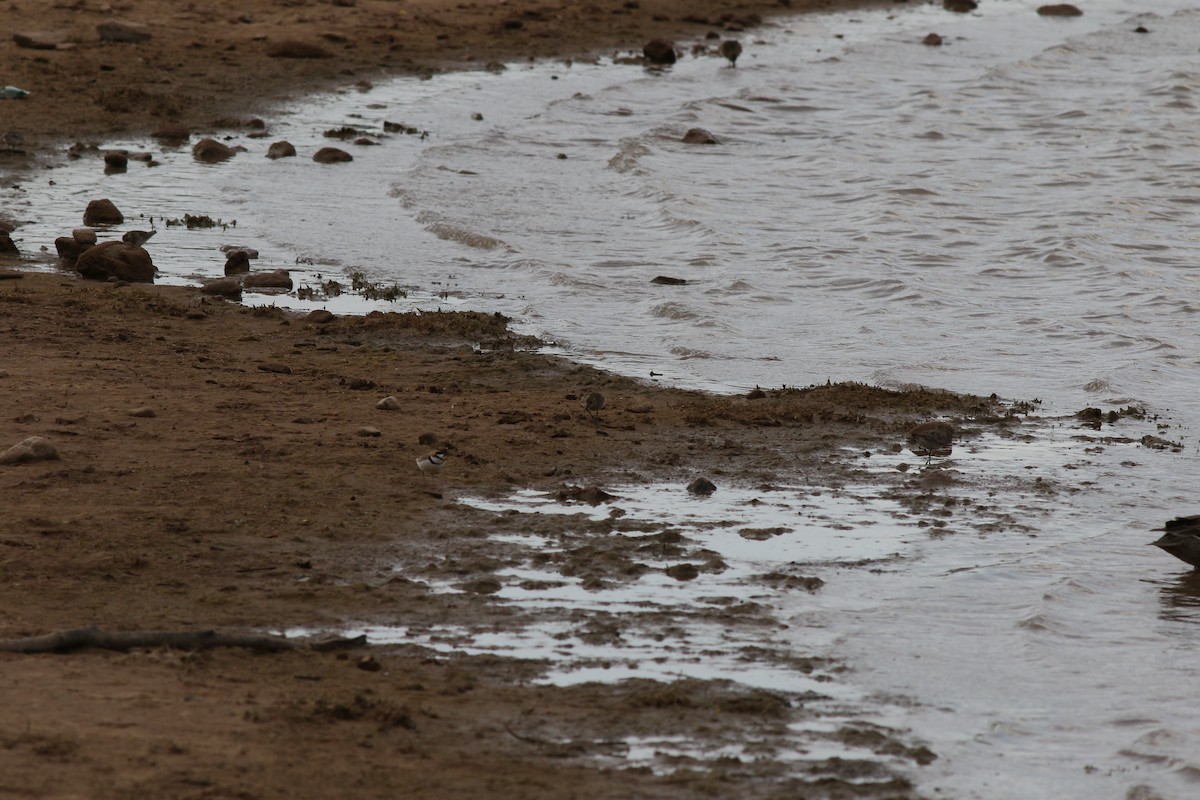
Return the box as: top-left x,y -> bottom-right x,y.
0,0 -> 1020,796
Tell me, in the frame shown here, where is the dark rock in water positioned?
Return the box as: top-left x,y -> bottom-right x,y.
1037,3 -> 1083,15
923,32 -> 944,46
243,269 -> 294,290
224,250 -> 250,275
83,198 -> 124,226
651,275 -> 688,285
266,140 -> 297,159
682,128 -> 718,145
687,477 -> 717,496
267,40 -> 333,58
76,241 -> 155,282
200,277 -> 243,298
0,231 -> 18,256
643,39 -> 677,65
719,39 -> 742,66
313,147 -> 353,163
103,151 -> 128,170
942,0 -> 977,11
192,138 -> 236,162
97,21 -> 152,43
665,563 -> 700,581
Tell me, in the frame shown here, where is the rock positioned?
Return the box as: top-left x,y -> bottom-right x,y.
200,277 -> 243,298
643,39 -> 677,65
943,0 -> 977,11
192,138 -> 236,163
357,426 -> 382,437
97,21 -> 152,43
376,396 -> 402,410
313,147 -> 352,164
356,655 -> 382,672
0,232 -> 18,257
220,244 -> 259,258
258,362 -> 292,374
665,563 -> 700,581
13,31 -> 69,51
129,407 -> 156,418
682,128 -> 718,144
151,124 -> 190,142
224,250 -> 250,275
267,41 -> 332,59
243,269 -> 293,289
103,151 -> 128,170
305,309 -> 335,324
83,198 -> 124,225
54,236 -> 86,263
555,485 -> 616,505
266,140 -> 296,159
76,241 -> 155,282
0,436 -> 60,465
72,228 -> 97,246
651,275 -> 687,285
1037,3 -> 1082,15
418,432 -> 439,446
687,477 -> 717,495
923,33 -> 944,46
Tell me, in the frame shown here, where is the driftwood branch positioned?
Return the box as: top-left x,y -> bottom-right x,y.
0,627 -> 367,654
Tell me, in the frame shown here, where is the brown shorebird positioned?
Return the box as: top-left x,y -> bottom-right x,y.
581,391 -> 605,420
2,131 -> 23,153
122,229 -> 156,248
907,421 -> 954,465
1150,516 -> 1200,569
416,449 -> 447,475
719,40 -> 743,67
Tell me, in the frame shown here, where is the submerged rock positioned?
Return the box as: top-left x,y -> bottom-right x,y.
83,198 -> 123,226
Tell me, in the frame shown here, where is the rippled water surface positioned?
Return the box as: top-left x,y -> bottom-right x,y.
8,0 -> 1200,796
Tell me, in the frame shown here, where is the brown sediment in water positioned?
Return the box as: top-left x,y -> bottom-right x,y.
2,1 -> 991,795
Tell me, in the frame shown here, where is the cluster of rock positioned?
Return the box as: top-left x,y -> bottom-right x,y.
54,200 -> 156,283
12,21 -> 150,51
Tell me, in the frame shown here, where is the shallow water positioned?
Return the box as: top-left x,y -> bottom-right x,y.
9,0 -> 1200,795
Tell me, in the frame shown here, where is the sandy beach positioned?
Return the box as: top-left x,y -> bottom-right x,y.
0,1 -> 1009,797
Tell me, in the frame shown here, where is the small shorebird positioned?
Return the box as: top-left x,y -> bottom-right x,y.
581,391 -> 605,420
907,421 -> 954,465
2,130 -> 23,153
1150,516 -> 1200,569
719,40 -> 743,67
416,449 -> 447,475
122,229 -> 156,248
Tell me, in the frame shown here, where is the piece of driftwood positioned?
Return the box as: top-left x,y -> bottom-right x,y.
0,627 -> 367,654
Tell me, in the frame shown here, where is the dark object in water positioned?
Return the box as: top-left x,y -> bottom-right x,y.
907,421 -> 954,465
1150,516 -> 1200,569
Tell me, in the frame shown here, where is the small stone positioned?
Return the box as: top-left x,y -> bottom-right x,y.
97,21 -> 152,43
12,31 -> 69,51
267,41 -> 332,59
103,151 -> 128,170
923,32 -> 943,46
304,309 -> 335,324
129,407 -> 156,418
376,396 -> 402,410
266,140 -> 297,159
83,198 -> 124,226
0,436 -> 60,465
687,477 -> 717,495
243,269 -> 293,289
192,138 -> 236,163
72,227 -> 97,246
355,655 -> 382,672
651,275 -> 687,285
417,432 -> 439,446
643,38 -> 677,65
682,128 -> 718,145
258,362 -> 292,374
357,426 -> 382,437
1037,3 -> 1082,15
665,563 -> 699,581
224,250 -> 250,275
313,147 -> 353,164
199,277 -> 242,298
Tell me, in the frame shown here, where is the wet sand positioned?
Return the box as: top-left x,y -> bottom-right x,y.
0,1 -> 1009,796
